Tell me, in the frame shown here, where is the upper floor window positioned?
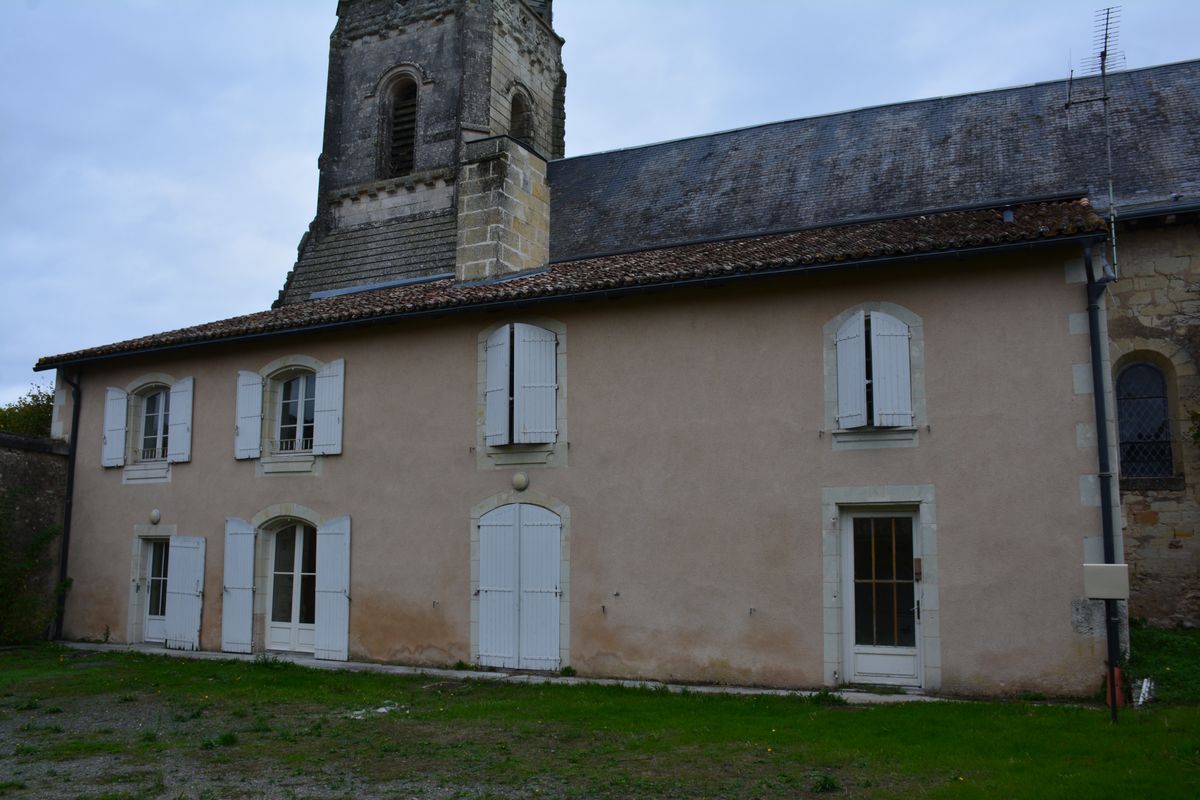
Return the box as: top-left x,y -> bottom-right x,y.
386,77 -> 418,177
138,386 -> 171,461
277,372 -> 316,454
823,303 -> 925,450
510,92 -> 534,146
102,375 -> 193,481
836,310 -> 912,429
235,357 -> 344,470
485,323 -> 557,446
1117,363 -> 1173,478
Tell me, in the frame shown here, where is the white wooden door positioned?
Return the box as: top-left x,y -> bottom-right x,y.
478,505 -> 519,668
478,504 -> 560,670
221,518 -> 255,654
842,514 -> 921,686
164,536 -> 205,651
517,505 -> 561,669
142,539 -> 169,643
267,524 -> 317,653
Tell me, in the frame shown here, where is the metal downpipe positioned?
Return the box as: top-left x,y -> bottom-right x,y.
1084,244 -> 1121,723
53,370 -> 81,641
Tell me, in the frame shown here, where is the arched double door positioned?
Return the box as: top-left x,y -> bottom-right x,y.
478,504 -> 562,670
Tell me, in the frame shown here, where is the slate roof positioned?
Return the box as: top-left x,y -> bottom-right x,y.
279,212 -> 456,304
549,60 -> 1200,261
37,199 -> 1104,369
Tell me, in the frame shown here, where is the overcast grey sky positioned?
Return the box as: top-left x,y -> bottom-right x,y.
2,0 -> 1198,404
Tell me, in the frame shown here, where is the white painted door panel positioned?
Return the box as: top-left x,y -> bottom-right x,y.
518,505 -> 561,669
164,536 -> 205,651
478,504 -> 519,668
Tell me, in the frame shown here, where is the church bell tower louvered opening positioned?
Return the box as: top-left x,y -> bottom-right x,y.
275,0 -> 565,307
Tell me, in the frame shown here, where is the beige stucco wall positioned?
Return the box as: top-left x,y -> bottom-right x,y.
61,245 -> 1110,695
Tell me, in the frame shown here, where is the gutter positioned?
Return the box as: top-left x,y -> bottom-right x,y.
53,369 -> 81,640
36,231 -> 1107,372
1083,243 -> 1122,723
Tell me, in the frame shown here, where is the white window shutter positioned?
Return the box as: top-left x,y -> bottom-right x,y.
101,387 -> 127,467
484,325 -> 511,446
512,324 -> 558,444
870,312 -> 914,427
313,358 -> 345,455
234,371 -> 263,460
836,311 -> 868,429
314,515 -> 351,661
478,504 -> 519,668
517,504 -> 561,670
220,518 -> 255,654
164,536 -> 205,651
167,377 -> 194,463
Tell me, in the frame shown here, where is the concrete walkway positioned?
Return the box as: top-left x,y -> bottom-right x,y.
63,641 -> 942,705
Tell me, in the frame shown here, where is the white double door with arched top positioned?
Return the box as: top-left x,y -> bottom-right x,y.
478,504 -> 562,670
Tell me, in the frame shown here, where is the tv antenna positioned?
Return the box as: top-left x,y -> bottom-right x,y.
1066,6 -> 1124,278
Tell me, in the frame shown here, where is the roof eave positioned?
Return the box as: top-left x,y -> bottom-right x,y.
34,230 -> 1107,372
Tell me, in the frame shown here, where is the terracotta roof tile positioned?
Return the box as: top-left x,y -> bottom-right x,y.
36,199 -> 1104,369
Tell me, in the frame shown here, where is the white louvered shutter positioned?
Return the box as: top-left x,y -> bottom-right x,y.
234,371 -> 263,459
517,504 -> 561,670
164,536 -> 206,651
478,505 -> 519,668
101,387 -> 128,467
870,312 -> 914,427
836,311 -> 868,429
220,518 -> 255,654
313,358 -> 345,455
484,325 -> 512,446
167,377 -> 193,463
513,324 -> 558,444
314,515 -> 351,661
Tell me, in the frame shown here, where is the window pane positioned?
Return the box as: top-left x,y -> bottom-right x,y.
271,576 -> 294,623
1117,363 -> 1173,478
301,526 -> 317,574
897,583 -> 916,647
853,522 -> 872,579
149,580 -> 165,617
153,541 -> 168,578
854,583 -> 874,645
299,575 -> 316,625
282,377 -> 298,404
274,528 -> 296,573
873,521 -> 895,580
895,520 -> 914,581
874,581 -> 896,646
144,393 -> 159,417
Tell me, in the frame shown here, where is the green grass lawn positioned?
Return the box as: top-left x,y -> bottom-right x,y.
0,632 -> 1198,799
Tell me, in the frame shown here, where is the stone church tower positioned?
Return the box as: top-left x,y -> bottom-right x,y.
276,0 -> 565,306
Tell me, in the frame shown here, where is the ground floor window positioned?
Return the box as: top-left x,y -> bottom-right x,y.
268,523 -> 317,653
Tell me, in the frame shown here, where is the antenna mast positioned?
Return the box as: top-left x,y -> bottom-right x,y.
1084,6 -> 1125,278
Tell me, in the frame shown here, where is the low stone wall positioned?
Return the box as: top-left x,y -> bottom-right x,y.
0,432 -> 67,641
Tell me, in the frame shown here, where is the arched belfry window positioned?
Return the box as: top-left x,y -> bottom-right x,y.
386,77 -> 418,177
1117,362 -> 1173,478
510,92 -> 534,146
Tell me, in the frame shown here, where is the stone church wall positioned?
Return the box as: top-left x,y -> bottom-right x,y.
1106,220 -> 1200,627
